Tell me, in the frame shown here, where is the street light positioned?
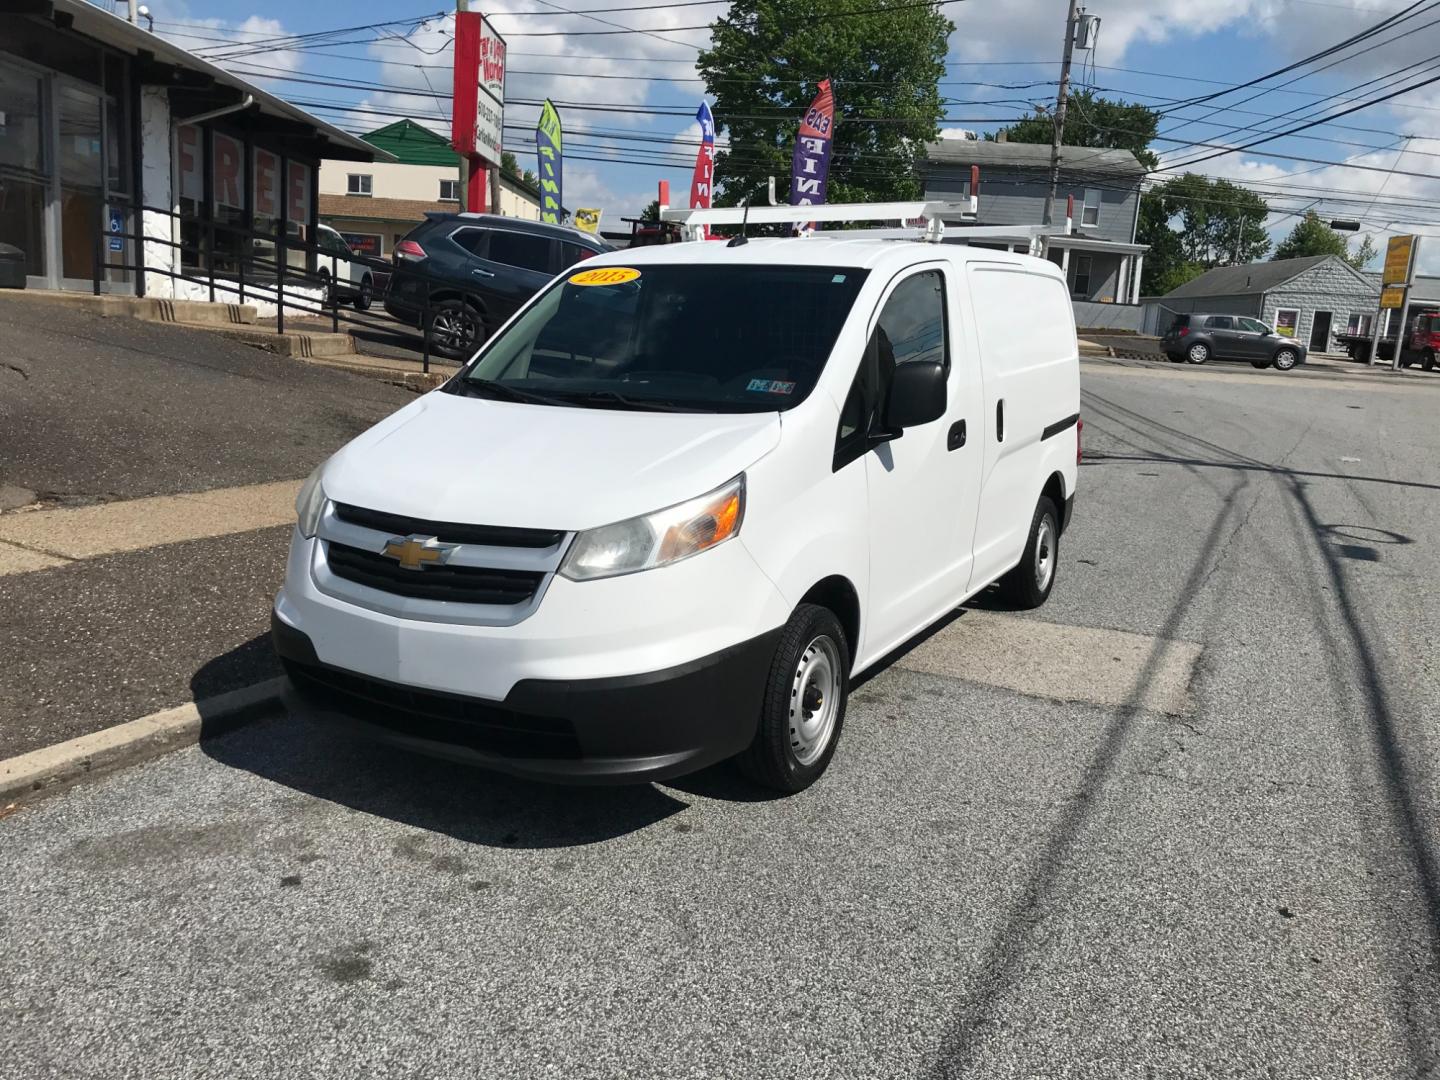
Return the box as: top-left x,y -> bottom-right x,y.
1329,220 -> 1361,231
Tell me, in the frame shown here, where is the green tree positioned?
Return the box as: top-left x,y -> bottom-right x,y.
1137,173 -> 1271,293
641,199 -> 661,222
698,0 -> 953,207
1272,211 -> 1351,262
995,90 -> 1161,170
500,151 -> 538,189
1272,213 -> 1379,268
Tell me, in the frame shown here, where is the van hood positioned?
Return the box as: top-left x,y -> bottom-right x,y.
322,391 -> 782,531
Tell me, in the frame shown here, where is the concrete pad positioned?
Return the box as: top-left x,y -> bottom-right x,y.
0,479 -> 300,565
0,540 -> 68,574
895,611 -> 1202,716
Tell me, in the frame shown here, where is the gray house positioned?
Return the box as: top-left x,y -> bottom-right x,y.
1153,255 -> 1379,354
918,141 -> 1149,310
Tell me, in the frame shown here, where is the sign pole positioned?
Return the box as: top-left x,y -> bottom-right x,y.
456,0 -> 469,211
1391,236 -> 1422,372
1373,234 -> 1418,367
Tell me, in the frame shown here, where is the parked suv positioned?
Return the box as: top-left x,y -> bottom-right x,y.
1162,313 -> 1306,371
385,214 -> 611,359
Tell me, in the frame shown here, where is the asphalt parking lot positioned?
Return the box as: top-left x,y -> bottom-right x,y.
3,312 -> 1440,1077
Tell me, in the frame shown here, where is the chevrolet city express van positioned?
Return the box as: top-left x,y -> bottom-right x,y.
272,238 -> 1081,792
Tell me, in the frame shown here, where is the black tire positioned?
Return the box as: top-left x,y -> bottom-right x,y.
1185,342 -> 1210,364
316,267 -> 332,304
427,299 -> 485,360
1250,357 -> 1271,369
1400,355 -> 1415,369
1272,347 -> 1300,371
997,495 -> 1060,610
353,275 -> 372,311
1423,350 -> 1435,372
736,603 -> 849,794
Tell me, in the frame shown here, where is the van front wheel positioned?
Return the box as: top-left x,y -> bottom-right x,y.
998,495 -> 1060,610
737,603 -> 849,794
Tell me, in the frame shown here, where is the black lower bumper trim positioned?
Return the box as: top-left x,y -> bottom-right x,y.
272,613 -> 781,785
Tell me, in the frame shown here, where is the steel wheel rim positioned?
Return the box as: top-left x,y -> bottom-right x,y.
1188,344 -> 1207,362
789,635 -> 841,767
1035,514 -> 1056,592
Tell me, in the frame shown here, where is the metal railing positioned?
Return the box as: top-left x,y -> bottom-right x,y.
93,198 -> 453,374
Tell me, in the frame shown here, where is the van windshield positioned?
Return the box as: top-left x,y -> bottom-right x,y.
451,264 -> 869,413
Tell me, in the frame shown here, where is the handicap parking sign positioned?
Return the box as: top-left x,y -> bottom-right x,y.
109,210 -> 123,252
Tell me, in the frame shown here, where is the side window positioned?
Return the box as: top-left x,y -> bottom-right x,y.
1238,317 -> 1267,333
450,228 -> 488,257
488,231 -> 553,273
559,242 -> 593,270
1206,316 -> 1234,330
874,270 -> 948,372
833,269 -> 948,472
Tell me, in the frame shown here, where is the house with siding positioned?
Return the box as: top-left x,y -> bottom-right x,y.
918,141 -> 1149,313
1151,255 -> 1379,354
317,120 -> 541,257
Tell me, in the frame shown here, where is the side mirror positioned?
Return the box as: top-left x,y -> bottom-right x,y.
884,360 -> 947,430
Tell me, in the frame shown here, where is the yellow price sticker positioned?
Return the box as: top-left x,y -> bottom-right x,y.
569,266 -> 641,287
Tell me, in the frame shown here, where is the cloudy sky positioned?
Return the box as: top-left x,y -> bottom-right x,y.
126,0 -> 1440,269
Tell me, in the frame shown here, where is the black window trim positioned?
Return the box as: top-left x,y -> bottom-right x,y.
834,262 -> 951,473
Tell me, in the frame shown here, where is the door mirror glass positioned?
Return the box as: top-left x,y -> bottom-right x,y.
884,360 -> 947,429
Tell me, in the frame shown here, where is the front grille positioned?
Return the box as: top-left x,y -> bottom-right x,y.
326,542 -> 543,605
286,660 -> 582,760
334,502 -> 563,549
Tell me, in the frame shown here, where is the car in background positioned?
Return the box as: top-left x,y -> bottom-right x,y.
1161,313 -> 1306,371
314,223 -> 377,311
384,214 -> 611,360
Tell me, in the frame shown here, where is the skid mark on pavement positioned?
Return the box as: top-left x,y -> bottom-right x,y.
0,479 -> 300,574
895,611 -> 1202,715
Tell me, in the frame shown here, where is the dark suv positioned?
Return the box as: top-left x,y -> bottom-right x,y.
385,214 -> 612,359
1161,313 -> 1307,371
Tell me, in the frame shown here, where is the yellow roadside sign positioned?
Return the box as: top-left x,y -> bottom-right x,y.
1383,235 -> 1415,286
1380,286 -> 1406,310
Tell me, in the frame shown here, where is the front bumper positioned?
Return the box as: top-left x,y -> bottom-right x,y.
273,614 -> 780,784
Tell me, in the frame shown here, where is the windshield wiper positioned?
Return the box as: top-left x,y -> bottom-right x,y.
552,389 -> 703,412
453,378 -> 569,407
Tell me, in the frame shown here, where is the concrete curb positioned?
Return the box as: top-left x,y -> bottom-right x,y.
0,678 -> 287,806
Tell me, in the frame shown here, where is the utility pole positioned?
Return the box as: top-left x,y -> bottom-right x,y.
457,0 -> 470,211
1042,0 -> 1081,227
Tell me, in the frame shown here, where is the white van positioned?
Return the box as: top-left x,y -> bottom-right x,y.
272,234 -> 1080,792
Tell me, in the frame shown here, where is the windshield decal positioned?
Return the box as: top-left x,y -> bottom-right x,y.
569,267 -> 641,287
746,378 -> 797,395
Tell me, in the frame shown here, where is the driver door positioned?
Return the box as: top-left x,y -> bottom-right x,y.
838,265 -> 984,657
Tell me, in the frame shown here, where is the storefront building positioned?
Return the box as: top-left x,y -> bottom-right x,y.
0,0 -> 386,301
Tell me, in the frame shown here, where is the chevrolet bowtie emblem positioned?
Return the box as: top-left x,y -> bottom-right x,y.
380,534 -> 455,571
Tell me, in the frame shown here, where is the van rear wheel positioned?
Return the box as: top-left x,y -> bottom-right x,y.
737,603 -> 849,794
998,495 -> 1060,610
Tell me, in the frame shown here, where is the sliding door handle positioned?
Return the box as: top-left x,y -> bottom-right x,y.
996,399 -> 1005,442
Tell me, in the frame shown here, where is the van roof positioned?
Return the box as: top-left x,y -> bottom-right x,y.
579,236 -> 1055,274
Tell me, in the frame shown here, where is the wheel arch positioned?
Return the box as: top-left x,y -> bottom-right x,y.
1041,470 -> 1068,533
798,575 -> 861,662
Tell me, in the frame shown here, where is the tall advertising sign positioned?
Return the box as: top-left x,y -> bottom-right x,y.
536,100 -> 564,225
452,11 -> 506,212
690,102 -> 716,213
789,79 -> 835,207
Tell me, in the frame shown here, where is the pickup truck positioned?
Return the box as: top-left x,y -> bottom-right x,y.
1334,306 -> 1440,367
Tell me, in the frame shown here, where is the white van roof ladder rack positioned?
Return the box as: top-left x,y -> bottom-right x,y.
659,200 -> 974,243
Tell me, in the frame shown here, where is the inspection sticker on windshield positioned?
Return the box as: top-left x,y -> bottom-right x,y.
569,267 -> 641,286
747,379 -> 796,395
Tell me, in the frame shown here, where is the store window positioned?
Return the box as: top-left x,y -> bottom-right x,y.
0,64 -> 47,278
211,130 -> 245,276
176,123 -> 203,271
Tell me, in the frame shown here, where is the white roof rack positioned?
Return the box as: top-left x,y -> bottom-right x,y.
660,200 -> 976,243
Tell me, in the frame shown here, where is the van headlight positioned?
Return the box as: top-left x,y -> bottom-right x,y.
560,475 -> 745,582
295,465 -> 328,539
